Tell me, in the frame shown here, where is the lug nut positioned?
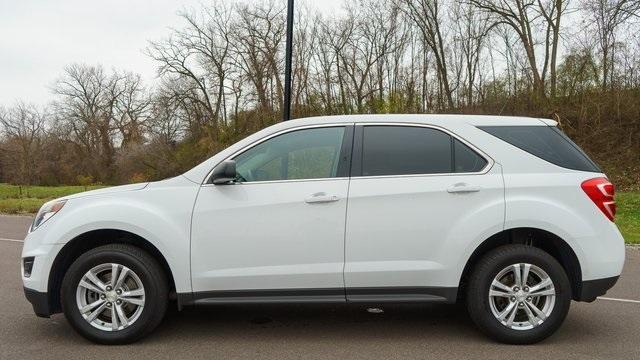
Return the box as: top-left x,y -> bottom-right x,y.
526,296 -> 532,302
116,289 -> 122,295
100,294 -> 106,299
106,302 -> 112,307
106,286 -> 112,291
518,302 -> 524,307
116,299 -> 122,305
510,296 -> 516,302
523,286 -> 529,292
513,287 -> 520,292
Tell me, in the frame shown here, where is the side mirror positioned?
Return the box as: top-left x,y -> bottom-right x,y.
210,160 -> 237,185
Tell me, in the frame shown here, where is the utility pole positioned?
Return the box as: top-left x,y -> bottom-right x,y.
283,0 -> 294,121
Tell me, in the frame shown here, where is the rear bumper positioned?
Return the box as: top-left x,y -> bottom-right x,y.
576,276 -> 619,302
24,287 -> 51,318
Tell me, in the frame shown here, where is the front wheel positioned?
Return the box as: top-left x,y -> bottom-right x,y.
466,245 -> 571,344
61,244 -> 168,344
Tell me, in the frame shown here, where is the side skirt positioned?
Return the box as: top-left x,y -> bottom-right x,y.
177,287 -> 458,308
347,287 -> 457,304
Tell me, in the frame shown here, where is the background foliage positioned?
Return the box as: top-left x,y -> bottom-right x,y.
0,0 -> 639,190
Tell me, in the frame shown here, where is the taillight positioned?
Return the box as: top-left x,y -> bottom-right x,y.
581,177 -> 616,222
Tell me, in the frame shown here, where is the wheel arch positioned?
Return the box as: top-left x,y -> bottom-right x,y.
458,227 -> 583,301
47,229 -> 177,314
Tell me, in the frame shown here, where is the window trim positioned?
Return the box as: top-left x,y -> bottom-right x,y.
352,123 -> 494,179
204,123 -> 354,185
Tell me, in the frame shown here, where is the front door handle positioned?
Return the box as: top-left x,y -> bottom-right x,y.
447,183 -> 481,193
305,192 -> 340,204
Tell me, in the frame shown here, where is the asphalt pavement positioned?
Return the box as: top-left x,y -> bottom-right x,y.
1,215 -> 638,359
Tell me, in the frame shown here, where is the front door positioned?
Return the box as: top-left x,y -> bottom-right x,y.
191,125 -> 353,302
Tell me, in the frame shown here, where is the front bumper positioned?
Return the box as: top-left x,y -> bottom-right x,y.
24,287 -> 51,318
576,276 -> 619,302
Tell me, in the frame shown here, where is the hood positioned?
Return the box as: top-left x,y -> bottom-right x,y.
61,182 -> 149,201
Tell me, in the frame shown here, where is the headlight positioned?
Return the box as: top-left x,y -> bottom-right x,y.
31,200 -> 66,232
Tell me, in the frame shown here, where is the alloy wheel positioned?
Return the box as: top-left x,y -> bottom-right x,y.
75,263 -> 146,332
488,263 -> 556,331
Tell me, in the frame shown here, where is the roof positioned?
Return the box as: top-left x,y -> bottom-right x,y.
283,114 -> 557,127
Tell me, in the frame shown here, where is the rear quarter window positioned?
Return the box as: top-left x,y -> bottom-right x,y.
479,125 -> 600,172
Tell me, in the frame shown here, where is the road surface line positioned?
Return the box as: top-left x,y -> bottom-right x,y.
598,297 -> 640,304
0,238 -> 23,243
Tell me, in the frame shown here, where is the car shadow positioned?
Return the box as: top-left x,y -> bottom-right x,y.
149,302 -> 484,342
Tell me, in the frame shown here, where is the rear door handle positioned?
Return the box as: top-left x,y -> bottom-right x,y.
305,192 -> 340,204
447,183 -> 481,193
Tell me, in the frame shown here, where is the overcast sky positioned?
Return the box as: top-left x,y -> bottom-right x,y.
0,0 -> 343,106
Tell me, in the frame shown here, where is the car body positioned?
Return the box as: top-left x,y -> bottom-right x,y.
21,114 -> 625,344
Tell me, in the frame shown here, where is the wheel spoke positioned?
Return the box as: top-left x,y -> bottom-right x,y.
84,270 -> 107,292
489,289 -> 511,298
121,297 -> 144,306
114,267 -> 129,290
79,280 -> 103,294
111,305 -> 119,330
85,302 -> 108,322
521,264 -> 531,287
80,299 -> 105,314
529,288 -> 555,297
522,302 -> 537,326
498,301 -> 516,321
121,288 -> 145,297
110,264 -> 120,287
115,304 -> 129,327
527,301 -> 547,321
528,277 -> 553,293
513,264 -> 522,287
505,304 -> 518,327
491,279 -> 512,293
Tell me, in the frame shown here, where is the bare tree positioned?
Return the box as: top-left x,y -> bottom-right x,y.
469,0 -> 569,99
452,1 -> 491,106
233,1 -> 286,113
584,0 -> 640,90
0,103 -> 46,185
52,64 -> 149,182
400,0 -> 456,109
147,3 -> 234,137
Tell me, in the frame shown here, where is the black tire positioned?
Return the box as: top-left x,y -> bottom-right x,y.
61,244 -> 168,344
466,245 -> 571,344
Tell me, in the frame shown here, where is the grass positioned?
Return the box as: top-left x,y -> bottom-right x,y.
616,192 -> 640,244
0,183 -> 637,244
0,184 -> 106,214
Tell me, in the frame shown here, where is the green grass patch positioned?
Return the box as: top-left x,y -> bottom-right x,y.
0,184 -> 638,244
0,198 -> 46,214
616,192 -> 640,244
0,184 -> 105,200
0,184 -> 106,214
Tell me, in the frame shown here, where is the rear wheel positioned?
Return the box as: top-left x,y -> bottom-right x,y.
466,245 -> 571,344
61,244 -> 168,344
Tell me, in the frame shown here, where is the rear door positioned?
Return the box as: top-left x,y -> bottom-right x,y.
344,124 -> 504,302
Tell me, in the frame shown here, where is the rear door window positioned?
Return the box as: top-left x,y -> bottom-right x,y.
362,126 -> 452,176
479,126 -> 600,172
359,126 -> 488,176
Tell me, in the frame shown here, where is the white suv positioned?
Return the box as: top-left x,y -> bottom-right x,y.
21,115 -> 625,344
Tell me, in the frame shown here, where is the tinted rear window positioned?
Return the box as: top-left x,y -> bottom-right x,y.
362,126 -> 452,176
479,126 -> 600,172
360,126 -> 489,176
